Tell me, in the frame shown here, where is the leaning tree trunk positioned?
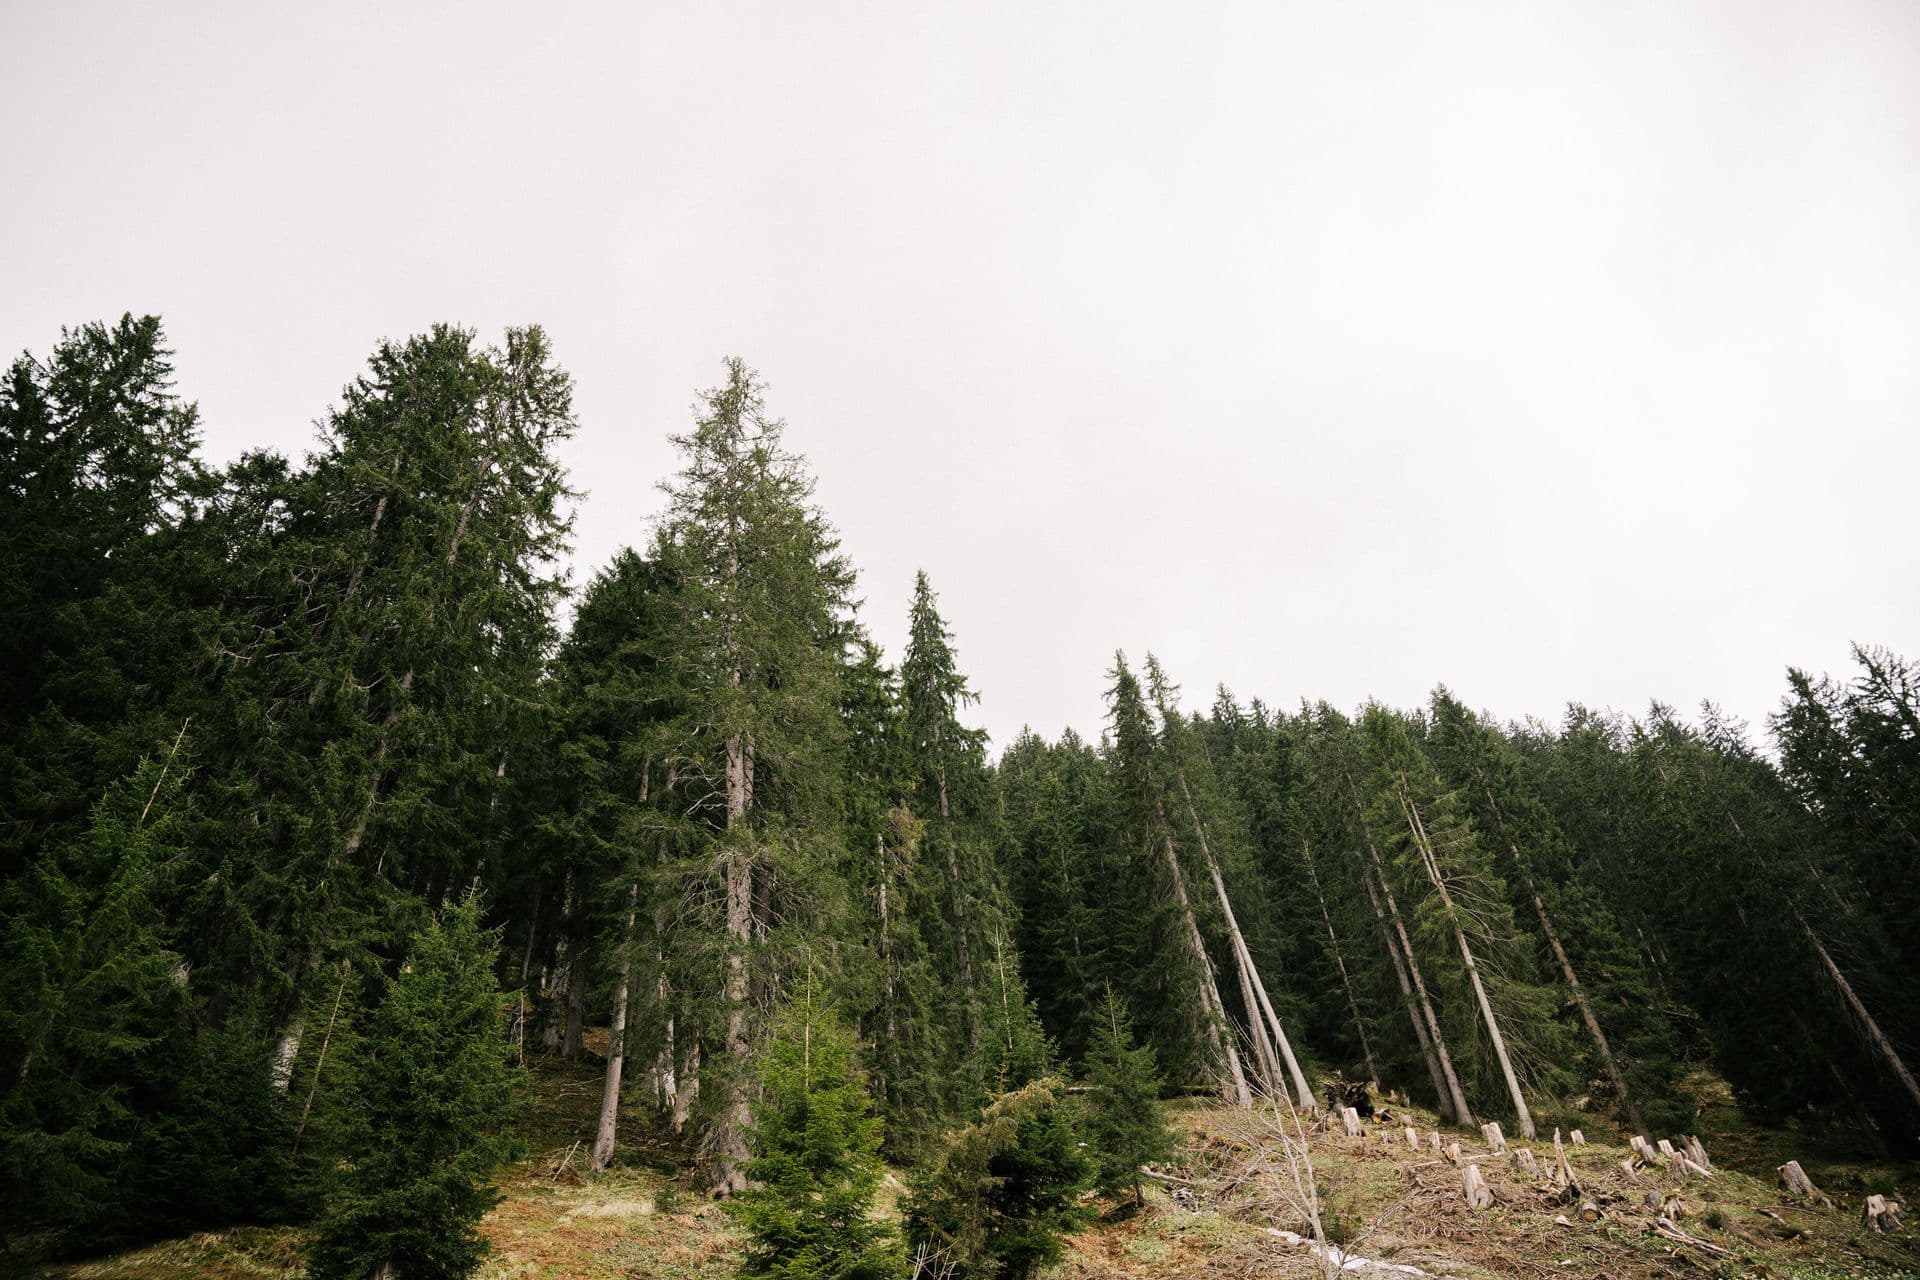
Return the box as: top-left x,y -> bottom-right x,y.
1156,829 -> 1251,1106
1398,783 -> 1535,1138
1303,840 -> 1380,1090
1175,774 -> 1315,1110
1360,831 -> 1474,1125
1473,778 -> 1644,1132
1710,801 -> 1920,1119
1359,854 -> 1451,1114
592,882 -> 640,1170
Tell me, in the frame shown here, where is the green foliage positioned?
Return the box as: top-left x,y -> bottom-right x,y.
724,982 -> 903,1280
1080,992 -> 1171,1208
0,746 -> 193,1249
904,1079 -> 1091,1280
304,896 -> 518,1280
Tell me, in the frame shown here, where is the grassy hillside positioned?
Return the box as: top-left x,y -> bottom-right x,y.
51,1061 -> 1919,1280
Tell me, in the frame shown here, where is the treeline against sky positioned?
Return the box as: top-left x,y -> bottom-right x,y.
2,316 -> 1916,1259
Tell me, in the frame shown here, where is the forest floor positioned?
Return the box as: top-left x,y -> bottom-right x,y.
49,1059 -> 1920,1280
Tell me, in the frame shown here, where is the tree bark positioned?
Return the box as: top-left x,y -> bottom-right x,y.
1474,781 -> 1645,1133
1360,832 -> 1473,1126
1157,830 -> 1250,1106
1398,783 -> 1534,1138
1174,773 -> 1314,1110
1303,840 -> 1379,1089
714,730 -> 754,1194
1359,855 -> 1449,1113
592,883 -> 640,1171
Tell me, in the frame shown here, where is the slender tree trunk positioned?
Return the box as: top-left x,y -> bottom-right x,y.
292,963 -> 350,1153
1474,782 -> 1644,1132
1801,914 -> 1920,1114
1709,800 -> 1920,1117
715,730 -> 754,1194
592,883 -> 640,1170
1360,831 -> 1473,1125
1398,784 -> 1535,1138
1156,830 -> 1251,1105
1175,773 -> 1315,1109
562,908 -> 589,1061
1304,840 -> 1380,1090
940,834 -> 979,1051
1360,856 -> 1448,1110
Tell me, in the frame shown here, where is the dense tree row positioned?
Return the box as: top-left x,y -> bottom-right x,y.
2,314 -> 1916,1277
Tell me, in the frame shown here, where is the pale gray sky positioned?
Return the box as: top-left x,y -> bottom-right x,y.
5,2 -> 1916,749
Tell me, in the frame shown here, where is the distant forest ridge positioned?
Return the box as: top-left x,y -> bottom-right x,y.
3,315 -> 1915,1262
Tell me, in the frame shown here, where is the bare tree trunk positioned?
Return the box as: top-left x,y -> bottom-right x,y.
1175,773 -> 1314,1110
1398,784 -> 1535,1138
673,1040 -> 700,1134
1360,834 -> 1473,1126
562,914 -> 589,1061
1157,831 -> 1251,1106
1359,855 -> 1449,1113
1473,781 -> 1644,1132
940,835 -> 979,1051
1303,840 -> 1379,1089
592,883 -> 640,1171
1801,915 -> 1920,1114
714,730 -> 754,1194
1711,800 -> 1920,1118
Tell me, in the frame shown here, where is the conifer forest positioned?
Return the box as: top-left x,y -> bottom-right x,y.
2,316 -> 1917,1280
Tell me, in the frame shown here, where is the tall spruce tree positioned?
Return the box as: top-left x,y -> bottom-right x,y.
652,358 -> 856,1192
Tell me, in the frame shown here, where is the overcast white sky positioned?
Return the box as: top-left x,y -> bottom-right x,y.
5,2 -> 1916,749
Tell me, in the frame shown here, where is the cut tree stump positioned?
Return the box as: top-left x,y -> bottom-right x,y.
1405,1126 -> 1421,1149
1341,1106 -> 1364,1137
1462,1163 -> 1493,1210
1551,1129 -> 1579,1194
1777,1160 -> 1828,1206
1445,1141 -> 1463,1165
1428,1130 -> 1442,1153
1862,1194 -> 1904,1232
1570,1129 -> 1586,1145
1481,1121 -> 1506,1153
1510,1147 -> 1539,1178
1657,1138 -> 1676,1162
1578,1200 -> 1602,1222
1619,1157 -> 1639,1179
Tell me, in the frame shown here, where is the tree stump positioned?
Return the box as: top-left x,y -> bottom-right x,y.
1569,1129 -> 1586,1145
1462,1163 -> 1493,1210
1428,1130 -> 1442,1153
1510,1147 -> 1539,1178
1862,1194 -> 1904,1233
1404,1125 -> 1420,1149
1340,1106 -> 1364,1137
1619,1157 -> 1638,1180
1777,1160 -> 1825,1205
1481,1121 -> 1506,1153
1445,1141 -> 1463,1165
1552,1128 -> 1579,1194
1656,1138 -> 1676,1162
1578,1200 -> 1602,1222
1684,1136 -> 1710,1171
